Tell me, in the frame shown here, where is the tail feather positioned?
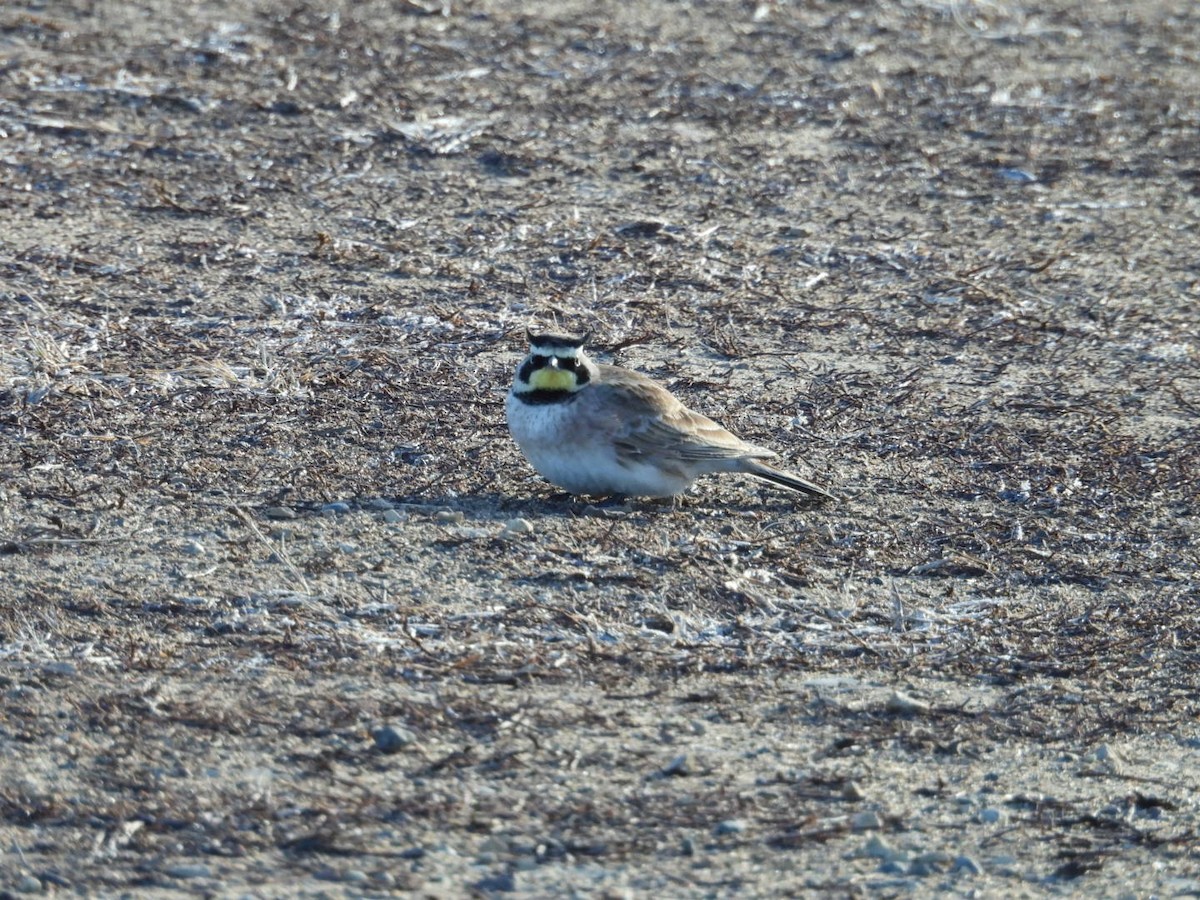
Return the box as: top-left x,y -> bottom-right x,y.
743,460 -> 837,501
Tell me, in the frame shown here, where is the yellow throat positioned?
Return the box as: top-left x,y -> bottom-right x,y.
527,367 -> 578,391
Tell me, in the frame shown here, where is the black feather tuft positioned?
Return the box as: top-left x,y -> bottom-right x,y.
527,329 -> 589,350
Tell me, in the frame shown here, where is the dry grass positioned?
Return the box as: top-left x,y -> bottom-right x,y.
1,0 -> 1198,894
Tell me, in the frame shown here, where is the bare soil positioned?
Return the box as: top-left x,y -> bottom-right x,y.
2,0 -> 1198,896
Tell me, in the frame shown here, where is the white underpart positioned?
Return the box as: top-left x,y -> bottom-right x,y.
506,390 -> 693,497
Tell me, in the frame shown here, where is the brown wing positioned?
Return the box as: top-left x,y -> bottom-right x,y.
590,366 -> 775,463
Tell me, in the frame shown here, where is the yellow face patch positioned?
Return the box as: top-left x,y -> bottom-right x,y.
528,367 -> 578,391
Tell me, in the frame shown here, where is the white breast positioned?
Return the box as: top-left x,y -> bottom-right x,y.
505,391 -> 691,497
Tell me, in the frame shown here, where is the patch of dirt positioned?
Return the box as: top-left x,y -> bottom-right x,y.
2,0 -> 1198,895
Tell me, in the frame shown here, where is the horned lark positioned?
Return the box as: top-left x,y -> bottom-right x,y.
506,330 -> 835,501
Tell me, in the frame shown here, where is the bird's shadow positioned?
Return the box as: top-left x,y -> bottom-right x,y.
405,484 -> 830,523
244,483 -> 828,527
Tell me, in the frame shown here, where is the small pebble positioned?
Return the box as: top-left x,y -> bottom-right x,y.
342,869 -> 368,883
321,502 -> 351,515
641,612 -> 675,634
453,526 -> 492,540
661,753 -> 693,777
373,724 -> 416,753
382,509 -> 405,524
977,807 -> 1003,824
879,859 -> 908,875
997,167 -> 1037,183
479,836 -> 507,854
1004,792 -> 1051,809
909,851 -> 953,876
434,510 -> 464,525
165,863 -> 211,879
500,517 -> 534,539
15,875 -> 42,894
953,855 -> 983,875
582,502 -> 629,517
988,859 -> 1020,878
860,835 -> 900,862
264,506 -> 297,520
366,498 -> 395,510
842,781 -> 866,802
1079,744 -> 1124,776
886,691 -> 931,715
472,872 -> 516,893
851,810 -> 882,831
180,540 -> 206,556
713,819 -> 747,836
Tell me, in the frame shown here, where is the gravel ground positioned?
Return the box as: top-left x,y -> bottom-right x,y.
2,0 -> 1198,896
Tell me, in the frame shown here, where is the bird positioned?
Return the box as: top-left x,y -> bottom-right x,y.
506,329 -> 835,502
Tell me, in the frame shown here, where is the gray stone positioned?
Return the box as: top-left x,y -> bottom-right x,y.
165,863 -> 211,879
713,819 -> 747,836
660,753 -> 693,777
472,872 -> 516,893
860,835 -> 901,862
500,517 -> 534,538
851,810 -> 881,831
909,851 -> 953,876
887,691 -> 931,715
953,855 -> 983,875
373,724 -> 416,754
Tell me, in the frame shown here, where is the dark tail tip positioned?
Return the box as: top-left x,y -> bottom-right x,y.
749,464 -> 838,502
